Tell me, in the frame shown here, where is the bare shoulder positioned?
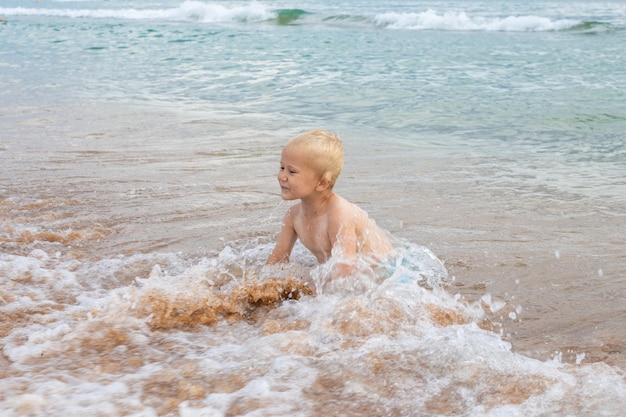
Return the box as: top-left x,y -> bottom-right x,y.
328,195 -> 370,226
329,195 -> 361,214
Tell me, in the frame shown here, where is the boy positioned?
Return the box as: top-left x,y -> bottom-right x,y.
267,130 -> 391,277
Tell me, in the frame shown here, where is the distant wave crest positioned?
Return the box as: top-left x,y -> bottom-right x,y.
176,1 -> 274,23
374,10 -> 581,32
0,1 -> 277,23
0,3 -> 599,32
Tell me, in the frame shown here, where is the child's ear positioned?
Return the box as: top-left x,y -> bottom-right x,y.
316,174 -> 332,191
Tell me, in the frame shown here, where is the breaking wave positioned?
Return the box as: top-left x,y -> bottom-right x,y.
373,10 -> 581,32
0,2 -> 604,32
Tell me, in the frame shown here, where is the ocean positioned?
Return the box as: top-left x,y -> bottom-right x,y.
1,0 -> 625,415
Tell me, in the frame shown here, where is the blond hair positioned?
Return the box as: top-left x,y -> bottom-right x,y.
285,130 -> 344,187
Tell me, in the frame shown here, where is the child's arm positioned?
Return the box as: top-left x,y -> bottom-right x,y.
328,212 -> 359,276
267,208 -> 298,264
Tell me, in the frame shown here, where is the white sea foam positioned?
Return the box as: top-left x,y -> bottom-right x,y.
2,237 -> 626,415
375,10 -> 581,31
0,1 -> 276,23
0,4 -> 582,31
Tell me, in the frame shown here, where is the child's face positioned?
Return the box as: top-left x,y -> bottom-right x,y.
277,146 -> 321,201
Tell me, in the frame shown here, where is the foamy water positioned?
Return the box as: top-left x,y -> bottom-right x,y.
2,0 -> 626,415
2,227 -> 625,416
2,104 -> 625,416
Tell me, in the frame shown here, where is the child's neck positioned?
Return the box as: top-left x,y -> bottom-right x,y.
300,190 -> 335,217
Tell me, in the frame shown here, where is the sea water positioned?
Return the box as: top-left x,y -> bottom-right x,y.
1,0 -> 625,416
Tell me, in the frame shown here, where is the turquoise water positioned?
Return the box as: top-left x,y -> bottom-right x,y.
2,0 -> 624,194
1,1 -> 626,416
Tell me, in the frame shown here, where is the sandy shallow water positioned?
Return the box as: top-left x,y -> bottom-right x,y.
1,103 -> 625,415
